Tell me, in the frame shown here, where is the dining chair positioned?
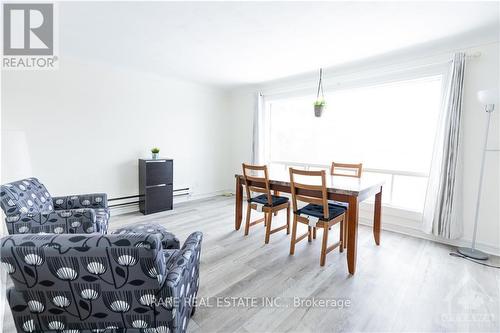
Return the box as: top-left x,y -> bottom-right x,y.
330,162 -> 363,178
289,168 -> 346,266
242,163 -> 290,244
330,162 -> 363,248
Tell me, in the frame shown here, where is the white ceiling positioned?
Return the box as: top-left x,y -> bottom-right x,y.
60,1 -> 499,86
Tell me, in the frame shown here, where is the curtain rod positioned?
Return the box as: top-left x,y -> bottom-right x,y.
466,51 -> 482,59
261,51 -> 482,98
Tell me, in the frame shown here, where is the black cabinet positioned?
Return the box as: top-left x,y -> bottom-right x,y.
139,159 -> 173,215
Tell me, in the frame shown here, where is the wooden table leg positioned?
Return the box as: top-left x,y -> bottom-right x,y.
235,177 -> 243,230
373,187 -> 382,245
347,196 -> 359,275
273,190 -> 280,216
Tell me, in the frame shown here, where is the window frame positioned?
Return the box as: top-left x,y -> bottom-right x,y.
259,62 -> 449,216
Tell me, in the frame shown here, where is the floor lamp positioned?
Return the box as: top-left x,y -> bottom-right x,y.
458,88 -> 498,260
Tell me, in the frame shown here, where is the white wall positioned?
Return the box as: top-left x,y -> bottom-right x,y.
0,76 -> 5,333
228,89 -> 256,175
1,58 -> 232,203
227,41 -> 500,255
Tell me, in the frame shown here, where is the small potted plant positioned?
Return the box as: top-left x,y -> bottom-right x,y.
151,147 -> 160,159
314,99 -> 326,117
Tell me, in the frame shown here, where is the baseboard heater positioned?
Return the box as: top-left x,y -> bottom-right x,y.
108,188 -> 190,208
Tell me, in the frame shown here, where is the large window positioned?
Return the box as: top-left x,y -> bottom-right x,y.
263,75 -> 444,213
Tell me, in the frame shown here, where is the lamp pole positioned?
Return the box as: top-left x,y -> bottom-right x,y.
457,99 -> 495,260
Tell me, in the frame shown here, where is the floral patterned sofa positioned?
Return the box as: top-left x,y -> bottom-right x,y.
0,231 -> 203,333
0,178 -> 109,234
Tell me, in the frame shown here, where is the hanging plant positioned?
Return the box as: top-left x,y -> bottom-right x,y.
314,68 -> 326,117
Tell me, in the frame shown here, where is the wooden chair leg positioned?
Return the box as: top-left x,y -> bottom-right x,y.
339,219 -> 344,253
273,191 -> 279,216
313,227 -> 317,239
290,214 -> 298,255
286,205 -> 290,235
244,204 -> 251,236
320,226 -> 329,266
308,226 -> 312,242
343,212 -> 348,249
265,211 -> 272,244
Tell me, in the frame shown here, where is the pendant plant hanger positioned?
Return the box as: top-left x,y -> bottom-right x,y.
314,68 -> 326,117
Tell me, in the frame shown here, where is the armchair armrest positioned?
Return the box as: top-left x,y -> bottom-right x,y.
160,232 -> 203,330
4,208 -> 97,234
164,232 -> 203,286
53,193 -> 108,210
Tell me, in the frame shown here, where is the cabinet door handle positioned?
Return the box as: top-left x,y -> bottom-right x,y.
146,160 -> 166,163
147,184 -> 166,188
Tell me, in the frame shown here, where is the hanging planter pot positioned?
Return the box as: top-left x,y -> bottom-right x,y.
314,101 -> 326,117
313,68 -> 326,117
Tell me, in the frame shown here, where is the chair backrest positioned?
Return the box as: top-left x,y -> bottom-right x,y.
289,168 -> 329,219
242,163 -> 273,206
0,178 -> 54,216
0,233 -> 172,332
330,162 -> 363,178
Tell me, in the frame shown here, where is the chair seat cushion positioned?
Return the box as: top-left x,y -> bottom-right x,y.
112,222 -> 180,249
297,203 -> 346,221
249,194 -> 289,207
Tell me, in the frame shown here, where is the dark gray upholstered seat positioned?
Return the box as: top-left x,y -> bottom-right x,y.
249,194 -> 289,207
0,232 -> 202,333
0,178 -> 109,234
297,203 -> 346,221
112,222 -> 181,250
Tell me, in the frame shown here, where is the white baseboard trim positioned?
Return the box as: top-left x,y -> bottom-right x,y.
110,189 -> 232,216
359,216 -> 500,257
110,204 -> 140,216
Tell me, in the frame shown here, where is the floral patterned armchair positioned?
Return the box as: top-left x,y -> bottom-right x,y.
0,231 -> 203,333
0,178 -> 109,234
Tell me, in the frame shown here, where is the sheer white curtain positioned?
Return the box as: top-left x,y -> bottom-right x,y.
422,52 -> 466,238
252,92 -> 265,165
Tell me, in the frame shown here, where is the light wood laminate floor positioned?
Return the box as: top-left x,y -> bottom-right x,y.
2,196 -> 499,332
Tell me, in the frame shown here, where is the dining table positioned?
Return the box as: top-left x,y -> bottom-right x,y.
234,167 -> 385,274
